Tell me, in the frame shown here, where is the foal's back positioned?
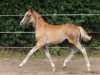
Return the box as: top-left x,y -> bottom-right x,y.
45,23 -> 80,37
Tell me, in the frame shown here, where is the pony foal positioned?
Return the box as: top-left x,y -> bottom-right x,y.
19,8 -> 91,72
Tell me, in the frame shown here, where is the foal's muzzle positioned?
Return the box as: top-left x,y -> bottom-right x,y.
20,22 -> 25,27
20,22 -> 23,26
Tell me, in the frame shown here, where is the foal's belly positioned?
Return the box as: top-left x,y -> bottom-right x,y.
46,34 -> 66,44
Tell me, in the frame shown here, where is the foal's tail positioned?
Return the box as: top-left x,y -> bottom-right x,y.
78,26 -> 91,42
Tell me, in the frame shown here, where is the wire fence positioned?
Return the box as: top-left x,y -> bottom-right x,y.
0,46 -> 99,49
0,14 -> 100,17
0,32 -> 100,34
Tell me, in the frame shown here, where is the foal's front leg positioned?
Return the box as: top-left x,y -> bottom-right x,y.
19,42 -> 43,67
44,45 -> 55,72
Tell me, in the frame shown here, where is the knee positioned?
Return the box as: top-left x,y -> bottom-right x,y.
45,53 -> 50,57
82,47 -> 87,54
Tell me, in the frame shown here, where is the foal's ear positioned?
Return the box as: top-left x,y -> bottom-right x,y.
27,6 -> 33,12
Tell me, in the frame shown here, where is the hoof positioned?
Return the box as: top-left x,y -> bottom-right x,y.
63,63 -> 66,69
52,66 -> 56,72
87,67 -> 90,72
88,70 -> 91,73
85,70 -> 91,73
19,65 -> 22,68
53,68 -> 55,72
85,69 -> 91,73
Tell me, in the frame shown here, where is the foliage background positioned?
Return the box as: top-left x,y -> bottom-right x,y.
0,0 -> 100,55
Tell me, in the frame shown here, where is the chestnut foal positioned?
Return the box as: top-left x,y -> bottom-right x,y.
19,8 -> 91,72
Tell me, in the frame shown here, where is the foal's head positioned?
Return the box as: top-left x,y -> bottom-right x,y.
20,7 -> 37,26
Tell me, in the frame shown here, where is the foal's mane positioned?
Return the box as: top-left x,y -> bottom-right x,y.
32,10 -> 45,22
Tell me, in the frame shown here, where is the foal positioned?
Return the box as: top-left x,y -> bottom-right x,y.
19,8 -> 91,72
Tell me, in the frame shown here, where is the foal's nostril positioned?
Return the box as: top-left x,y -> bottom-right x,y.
20,22 -> 25,28
20,22 -> 25,26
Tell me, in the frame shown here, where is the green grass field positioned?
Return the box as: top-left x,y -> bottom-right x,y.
0,47 -> 100,60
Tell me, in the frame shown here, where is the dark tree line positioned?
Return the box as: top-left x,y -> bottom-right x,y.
0,0 -> 100,48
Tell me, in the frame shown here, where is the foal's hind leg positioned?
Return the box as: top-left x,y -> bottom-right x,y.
63,48 -> 77,68
75,42 -> 90,72
44,45 -> 55,72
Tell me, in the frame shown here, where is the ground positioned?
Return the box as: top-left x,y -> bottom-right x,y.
0,57 -> 100,75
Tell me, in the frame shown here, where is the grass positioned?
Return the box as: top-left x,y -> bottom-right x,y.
0,48 -> 100,60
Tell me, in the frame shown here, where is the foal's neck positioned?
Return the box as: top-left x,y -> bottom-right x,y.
33,15 -> 48,30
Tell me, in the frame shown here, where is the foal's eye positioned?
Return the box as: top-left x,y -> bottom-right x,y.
26,15 -> 30,18
25,15 -> 30,18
